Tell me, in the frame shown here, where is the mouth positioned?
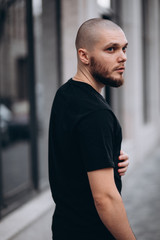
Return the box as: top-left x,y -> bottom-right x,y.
115,67 -> 125,73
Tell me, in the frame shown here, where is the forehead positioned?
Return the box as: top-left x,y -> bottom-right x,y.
95,28 -> 128,47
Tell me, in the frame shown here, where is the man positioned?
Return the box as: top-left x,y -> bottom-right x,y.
49,18 -> 136,240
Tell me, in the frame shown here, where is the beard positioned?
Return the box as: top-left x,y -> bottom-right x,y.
90,57 -> 124,87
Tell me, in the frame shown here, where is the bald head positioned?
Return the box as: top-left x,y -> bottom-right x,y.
75,18 -> 122,51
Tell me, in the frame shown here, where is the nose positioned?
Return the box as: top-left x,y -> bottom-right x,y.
117,51 -> 127,63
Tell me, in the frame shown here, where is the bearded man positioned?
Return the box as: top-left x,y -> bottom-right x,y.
49,18 -> 136,240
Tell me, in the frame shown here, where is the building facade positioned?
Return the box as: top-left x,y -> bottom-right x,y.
0,0 -> 160,224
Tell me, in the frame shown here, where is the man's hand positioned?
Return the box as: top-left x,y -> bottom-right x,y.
118,150 -> 129,176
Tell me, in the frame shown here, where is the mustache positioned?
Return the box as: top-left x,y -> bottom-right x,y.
113,65 -> 125,71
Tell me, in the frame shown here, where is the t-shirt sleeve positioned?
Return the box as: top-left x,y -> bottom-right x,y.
77,109 -> 115,172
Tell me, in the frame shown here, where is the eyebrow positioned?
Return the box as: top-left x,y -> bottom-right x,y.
104,42 -> 128,48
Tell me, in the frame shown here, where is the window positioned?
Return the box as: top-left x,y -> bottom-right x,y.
0,0 -> 34,218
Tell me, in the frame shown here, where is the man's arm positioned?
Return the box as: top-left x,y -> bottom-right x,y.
87,168 -> 136,240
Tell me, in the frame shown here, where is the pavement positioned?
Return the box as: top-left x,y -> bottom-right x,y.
0,190 -> 54,240
1,147 -> 160,240
122,147 -> 160,240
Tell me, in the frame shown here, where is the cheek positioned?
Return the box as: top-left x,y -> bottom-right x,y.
101,55 -> 115,68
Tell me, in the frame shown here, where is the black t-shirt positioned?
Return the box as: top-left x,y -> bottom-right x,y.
49,79 -> 122,240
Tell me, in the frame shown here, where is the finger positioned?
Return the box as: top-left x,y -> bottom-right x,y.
118,167 -> 127,174
118,160 -> 129,168
119,170 -> 126,176
119,153 -> 129,161
119,172 -> 125,176
120,150 -> 125,155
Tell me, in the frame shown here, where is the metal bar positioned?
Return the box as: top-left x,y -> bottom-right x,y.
26,0 -> 39,190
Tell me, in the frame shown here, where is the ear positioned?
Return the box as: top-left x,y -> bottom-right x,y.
78,48 -> 89,65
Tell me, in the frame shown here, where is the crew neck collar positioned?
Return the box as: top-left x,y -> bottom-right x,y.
69,78 -> 105,100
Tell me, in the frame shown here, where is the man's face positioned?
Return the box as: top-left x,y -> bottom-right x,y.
89,28 -> 128,87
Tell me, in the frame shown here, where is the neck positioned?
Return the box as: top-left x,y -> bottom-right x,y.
73,66 -> 104,94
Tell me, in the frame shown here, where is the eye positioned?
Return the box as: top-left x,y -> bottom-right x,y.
107,47 -> 115,52
122,46 -> 128,53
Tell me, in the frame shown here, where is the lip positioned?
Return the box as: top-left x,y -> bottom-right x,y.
115,67 -> 125,72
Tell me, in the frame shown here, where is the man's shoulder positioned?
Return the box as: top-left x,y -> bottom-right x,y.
53,79 -> 117,121
53,80 -> 73,106
55,79 -> 71,95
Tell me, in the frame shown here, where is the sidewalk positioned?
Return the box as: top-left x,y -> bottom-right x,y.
0,147 -> 160,240
123,147 -> 160,240
0,190 -> 54,240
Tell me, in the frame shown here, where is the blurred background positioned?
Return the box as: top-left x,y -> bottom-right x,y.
0,0 -> 160,239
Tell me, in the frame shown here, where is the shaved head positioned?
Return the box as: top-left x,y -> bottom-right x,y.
74,18 -> 127,89
75,18 -> 122,51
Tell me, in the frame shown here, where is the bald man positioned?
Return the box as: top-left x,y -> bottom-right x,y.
49,18 -> 136,240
